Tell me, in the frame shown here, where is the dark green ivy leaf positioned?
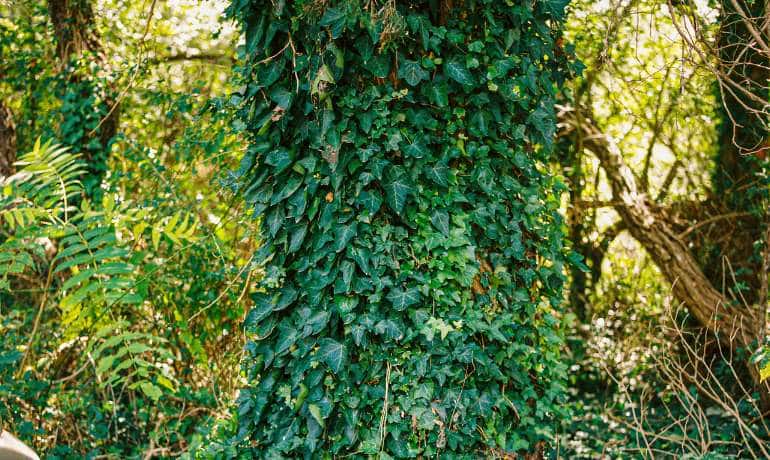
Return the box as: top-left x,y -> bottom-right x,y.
402,139 -> 429,159
317,338 -> 346,373
383,168 -> 413,215
271,176 -> 303,204
424,163 -> 449,187
319,7 -> 348,38
375,319 -> 403,341
399,60 -> 429,86
265,149 -> 292,174
445,60 -> 475,85
275,326 -> 298,354
386,287 -> 421,311
430,210 -> 450,236
357,190 -> 382,214
334,223 -> 358,253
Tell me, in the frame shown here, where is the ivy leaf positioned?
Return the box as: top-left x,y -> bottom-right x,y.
275,326 -> 298,354
317,338 -> 346,373
364,55 -> 390,78
246,293 -> 273,328
528,104 -> 556,143
387,287 -> 421,311
424,163 -> 449,187
274,285 -> 298,311
383,168 -> 413,215
319,7 -> 348,38
269,87 -> 294,110
426,81 -> 449,107
445,60 -> 475,85
271,176 -> 302,204
403,139 -> 429,159
265,148 -> 292,174
334,223 -> 357,253
399,60 -> 429,86
287,223 -> 307,253
375,319 -> 403,341
265,206 -> 285,237
357,190 -> 382,214
309,404 -> 325,427
430,210 -> 450,236
257,61 -> 283,87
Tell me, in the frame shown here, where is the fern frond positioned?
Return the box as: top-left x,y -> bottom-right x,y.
11,138 -> 85,215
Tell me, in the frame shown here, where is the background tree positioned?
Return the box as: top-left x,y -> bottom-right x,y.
557,0 -> 770,455
560,0 -> 770,398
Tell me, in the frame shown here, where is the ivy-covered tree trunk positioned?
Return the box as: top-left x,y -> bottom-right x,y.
47,0 -> 117,195
227,0 -> 571,456
0,101 -> 16,177
701,0 -> 769,303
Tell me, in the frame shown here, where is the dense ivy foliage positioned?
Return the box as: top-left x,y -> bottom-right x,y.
226,0 -> 573,456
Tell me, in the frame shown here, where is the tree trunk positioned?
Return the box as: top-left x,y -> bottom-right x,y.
230,1 -> 572,455
560,0 -> 770,404
701,0 -> 769,304
0,101 -> 16,178
48,0 -> 102,64
559,105 -> 770,400
47,0 -> 117,192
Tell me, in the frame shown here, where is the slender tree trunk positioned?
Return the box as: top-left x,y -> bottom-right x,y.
559,106 -> 770,402
47,0 -> 118,192
701,0 -> 769,303
560,0 -> 770,405
0,101 -> 16,178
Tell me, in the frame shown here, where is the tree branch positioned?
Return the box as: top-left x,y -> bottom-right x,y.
148,52 -> 235,66
557,103 -> 761,354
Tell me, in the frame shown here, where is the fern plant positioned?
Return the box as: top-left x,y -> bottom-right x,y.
0,139 -> 188,401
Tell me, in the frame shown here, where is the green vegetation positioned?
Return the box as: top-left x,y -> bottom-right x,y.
223,0 -> 573,456
1,0 -> 769,458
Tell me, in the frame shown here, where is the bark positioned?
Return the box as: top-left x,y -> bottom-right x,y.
47,0 -> 118,186
48,0 -> 102,64
558,105 -> 770,397
702,0 -> 769,302
0,101 -> 16,178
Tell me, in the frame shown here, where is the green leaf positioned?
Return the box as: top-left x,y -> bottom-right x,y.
383,168 -> 412,215
288,224 -> 308,253
402,139 -> 429,159
309,404 -> 325,427
424,163 -> 449,187
276,326 -> 298,354
265,149 -> 293,174
247,293 -> 274,328
399,60 -> 429,86
445,60 -> 475,85
357,190 -> 382,214
430,210 -> 450,236
139,382 -> 163,402
427,81 -> 449,107
271,176 -> 302,204
317,338 -> 346,373
319,7 -> 348,38
365,55 -> 390,78
333,223 -> 357,253
386,287 -> 421,311
375,319 -> 403,341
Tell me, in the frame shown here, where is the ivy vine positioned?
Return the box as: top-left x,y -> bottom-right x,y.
225,0 -> 574,456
